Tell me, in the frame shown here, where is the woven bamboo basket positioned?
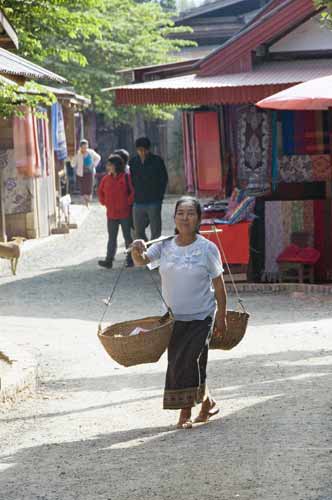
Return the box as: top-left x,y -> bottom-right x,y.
98,312 -> 174,367
210,309 -> 250,350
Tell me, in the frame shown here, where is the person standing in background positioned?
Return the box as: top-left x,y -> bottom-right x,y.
129,137 -> 168,241
98,155 -> 134,269
74,139 -> 101,207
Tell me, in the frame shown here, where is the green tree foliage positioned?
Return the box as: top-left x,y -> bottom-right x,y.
135,0 -> 177,10
0,81 -> 56,118
0,0 -> 192,123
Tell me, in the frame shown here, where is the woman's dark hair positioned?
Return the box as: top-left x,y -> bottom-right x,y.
114,148 -> 129,165
174,196 -> 202,234
135,137 -> 151,150
80,139 -> 88,147
107,154 -> 125,175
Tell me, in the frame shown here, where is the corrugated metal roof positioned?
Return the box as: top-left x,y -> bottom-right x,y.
0,73 -> 17,86
110,60 -> 332,91
0,48 -> 66,83
110,59 -> 332,106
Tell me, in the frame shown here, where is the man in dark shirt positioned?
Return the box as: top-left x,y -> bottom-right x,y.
129,137 -> 168,240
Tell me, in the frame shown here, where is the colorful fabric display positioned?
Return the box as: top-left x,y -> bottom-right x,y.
13,107 -> 41,177
312,155 -> 332,181
225,196 -> 256,224
279,155 -> 312,183
280,111 -> 329,156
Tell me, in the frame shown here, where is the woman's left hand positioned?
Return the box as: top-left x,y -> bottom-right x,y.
214,310 -> 227,337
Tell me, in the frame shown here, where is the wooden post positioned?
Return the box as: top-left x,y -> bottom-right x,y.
0,169 -> 7,242
326,107 -> 332,281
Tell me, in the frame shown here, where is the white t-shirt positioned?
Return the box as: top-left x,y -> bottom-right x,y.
146,235 -> 223,321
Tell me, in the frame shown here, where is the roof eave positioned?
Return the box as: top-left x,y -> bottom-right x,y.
0,10 -> 19,49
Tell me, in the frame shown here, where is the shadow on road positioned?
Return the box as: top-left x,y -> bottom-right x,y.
1,349 -> 331,500
0,261 -> 165,322
1,256 -> 332,326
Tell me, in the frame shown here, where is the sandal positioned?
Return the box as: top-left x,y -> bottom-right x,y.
194,399 -> 220,424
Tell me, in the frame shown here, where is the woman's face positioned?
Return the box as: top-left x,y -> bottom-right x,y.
175,201 -> 200,235
107,163 -> 116,175
80,144 -> 88,154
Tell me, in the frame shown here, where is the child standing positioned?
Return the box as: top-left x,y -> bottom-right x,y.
98,155 -> 134,268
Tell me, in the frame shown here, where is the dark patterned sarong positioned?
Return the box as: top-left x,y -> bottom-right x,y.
163,316 -> 214,410
78,172 -> 93,196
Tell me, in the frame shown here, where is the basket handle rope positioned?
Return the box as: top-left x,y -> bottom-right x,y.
98,259 -> 127,332
211,223 -> 247,315
98,255 -> 170,332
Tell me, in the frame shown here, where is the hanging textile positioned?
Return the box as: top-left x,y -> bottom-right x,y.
303,111 -> 317,154
312,155 -> 332,181
36,118 -> 46,176
281,111 -> 295,155
314,200 -> 328,281
13,107 -> 41,177
281,111 -> 329,155
182,112 -> 194,193
291,201 -> 304,233
282,201 -> 293,248
63,106 -> 76,158
223,105 -> 238,194
263,201 -> 284,281
218,107 -> 227,198
303,201 -> 314,243
279,155 -> 313,183
44,117 -> 51,176
51,102 -> 68,161
237,105 -> 272,192
194,111 -> 222,193
271,111 -> 278,191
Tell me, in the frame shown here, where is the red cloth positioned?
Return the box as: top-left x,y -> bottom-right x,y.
200,222 -> 250,264
277,244 -> 320,264
13,107 -> 41,177
297,247 -> 320,264
98,172 -> 134,219
277,244 -> 301,263
194,111 -> 222,193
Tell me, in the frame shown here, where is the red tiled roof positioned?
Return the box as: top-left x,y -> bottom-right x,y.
112,59 -> 332,106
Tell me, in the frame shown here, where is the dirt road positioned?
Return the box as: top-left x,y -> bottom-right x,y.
0,200 -> 331,500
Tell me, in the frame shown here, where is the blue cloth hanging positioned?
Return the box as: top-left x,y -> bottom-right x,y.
51,102 -> 68,161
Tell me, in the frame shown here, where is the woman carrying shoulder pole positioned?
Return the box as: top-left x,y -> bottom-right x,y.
131,196 -> 227,429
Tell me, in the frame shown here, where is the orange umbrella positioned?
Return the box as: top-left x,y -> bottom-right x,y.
256,74 -> 332,110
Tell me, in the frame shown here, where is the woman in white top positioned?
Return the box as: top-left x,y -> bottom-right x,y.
74,139 -> 101,207
131,196 -> 227,429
